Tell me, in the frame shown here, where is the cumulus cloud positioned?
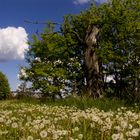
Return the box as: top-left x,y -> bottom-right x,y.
73,0 -> 90,5
0,27 -> 29,61
73,0 -> 107,5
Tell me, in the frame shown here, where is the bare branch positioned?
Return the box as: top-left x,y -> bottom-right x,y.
24,20 -> 83,43
24,20 -> 61,26
71,30 -> 84,44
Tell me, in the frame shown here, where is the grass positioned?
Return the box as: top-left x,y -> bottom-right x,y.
0,98 -> 140,140
14,95 -> 139,111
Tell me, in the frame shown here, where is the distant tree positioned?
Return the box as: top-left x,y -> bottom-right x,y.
0,71 -> 10,100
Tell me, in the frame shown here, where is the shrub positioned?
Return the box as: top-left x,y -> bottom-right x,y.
0,71 -> 10,100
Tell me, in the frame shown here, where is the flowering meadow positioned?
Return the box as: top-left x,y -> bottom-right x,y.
0,100 -> 140,140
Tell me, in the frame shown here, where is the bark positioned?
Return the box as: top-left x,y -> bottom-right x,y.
84,25 -> 102,98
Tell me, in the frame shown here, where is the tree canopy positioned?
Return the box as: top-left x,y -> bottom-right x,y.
21,0 -> 140,101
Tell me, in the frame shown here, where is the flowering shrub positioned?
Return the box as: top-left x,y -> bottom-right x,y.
0,101 -> 139,139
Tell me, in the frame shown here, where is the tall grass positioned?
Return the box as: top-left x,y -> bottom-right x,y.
15,95 -> 137,111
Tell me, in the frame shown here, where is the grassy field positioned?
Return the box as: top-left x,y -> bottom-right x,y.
0,98 -> 140,140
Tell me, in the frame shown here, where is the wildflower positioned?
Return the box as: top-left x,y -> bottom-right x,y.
54,118 -> 58,122
69,137 -> 74,140
128,138 -> 134,140
0,117 -> 4,123
0,131 -> 8,135
72,127 -> 79,133
34,124 -> 39,130
11,122 -> 18,128
27,116 -> 32,122
6,119 -> 12,125
137,120 -> 140,126
114,126 -> 121,131
27,136 -> 33,140
78,134 -> 83,139
20,137 -> 26,140
90,123 -> 95,128
92,115 -> 100,122
120,121 -> 128,129
131,129 -> 139,137
128,124 -> 133,130
52,133 -> 59,139
111,133 -> 120,140
40,130 -> 48,138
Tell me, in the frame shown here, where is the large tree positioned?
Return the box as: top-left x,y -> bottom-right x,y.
22,0 -> 140,100
97,0 -> 140,100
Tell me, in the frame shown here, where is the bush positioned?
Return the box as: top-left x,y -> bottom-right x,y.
0,71 -> 10,100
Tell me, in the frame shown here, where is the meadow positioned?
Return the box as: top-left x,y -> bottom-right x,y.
0,99 -> 140,140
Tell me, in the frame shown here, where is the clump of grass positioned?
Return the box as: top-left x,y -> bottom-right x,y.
14,94 -> 139,111
46,96 -> 128,111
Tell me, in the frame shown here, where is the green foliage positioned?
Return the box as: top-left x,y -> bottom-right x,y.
23,22 -> 82,98
97,0 -> 140,100
0,71 -> 10,100
21,0 -> 140,101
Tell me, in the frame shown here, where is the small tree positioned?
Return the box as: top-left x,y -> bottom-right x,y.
0,71 -> 10,100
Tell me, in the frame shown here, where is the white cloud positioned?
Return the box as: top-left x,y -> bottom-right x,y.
73,0 -> 90,5
0,27 -> 29,61
73,0 -> 107,5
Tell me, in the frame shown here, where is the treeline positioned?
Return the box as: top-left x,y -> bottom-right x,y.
17,0 -> 140,102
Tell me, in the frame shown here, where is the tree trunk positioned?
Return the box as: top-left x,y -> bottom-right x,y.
84,25 -> 102,98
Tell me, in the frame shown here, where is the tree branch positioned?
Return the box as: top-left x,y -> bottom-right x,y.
24,20 -> 83,43
71,30 -> 84,44
24,20 -> 61,26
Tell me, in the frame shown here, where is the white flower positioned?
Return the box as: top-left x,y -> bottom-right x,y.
34,124 -> 39,130
35,57 -> 41,62
11,122 -> 18,128
0,117 -> 4,123
69,137 -> 74,140
128,138 -> 134,140
114,126 -> 121,131
20,137 -> 26,140
6,119 -> 12,125
126,131 -> 131,137
111,133 -> 120,140
78,134 -> 83,139
137,120 -> 140,126
72,127 -> 79,133
0,131 -> 8,135
90,122 -> 95,128
52,133 -> 59,139
131,129 -> 139,137
27,136 -> 33,140
40,130 -> 48,138
19,68 -> 28,78
27,116 -> 32,122
39,123 -> 45,129
128,124 -> 133,130
120,121 -> 128,129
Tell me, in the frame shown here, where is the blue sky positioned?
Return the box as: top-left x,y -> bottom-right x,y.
0,0 -> 104,91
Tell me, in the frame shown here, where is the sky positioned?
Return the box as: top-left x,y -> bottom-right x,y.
0,0 -> 106,91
